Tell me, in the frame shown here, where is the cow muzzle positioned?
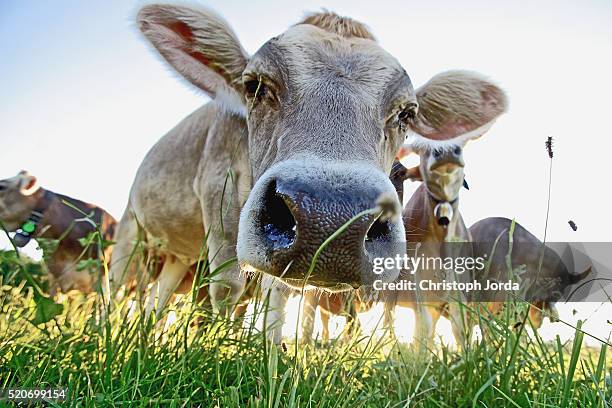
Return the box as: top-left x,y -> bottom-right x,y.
237,159 -> 405,290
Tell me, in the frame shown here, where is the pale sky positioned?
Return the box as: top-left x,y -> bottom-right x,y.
1,0 -> 611,344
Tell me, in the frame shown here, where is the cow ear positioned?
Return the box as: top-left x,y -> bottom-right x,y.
406,70 -> 508,145
18,172 -> 40,196
137,4 -> 248,114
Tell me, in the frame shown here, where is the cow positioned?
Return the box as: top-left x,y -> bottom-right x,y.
469,217 -> 591,329
0,171 -> 116,294
381,123 -> 506,348
109,4 -> 508,341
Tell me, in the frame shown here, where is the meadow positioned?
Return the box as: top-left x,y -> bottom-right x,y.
0,244 -> 610,407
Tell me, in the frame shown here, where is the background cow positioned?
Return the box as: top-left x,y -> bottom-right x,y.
0,171 -> 116,294
382,93 -> 508,347
469,217 -> 591,330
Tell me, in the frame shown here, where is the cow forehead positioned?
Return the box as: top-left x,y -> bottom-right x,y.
252,24 -> 405,95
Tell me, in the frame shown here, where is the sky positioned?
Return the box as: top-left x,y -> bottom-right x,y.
1,0 -> 611,344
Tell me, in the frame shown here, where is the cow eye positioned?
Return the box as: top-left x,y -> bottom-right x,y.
244,78 -> 267,100
397,103 -> 418,124
0,185 -> 6,192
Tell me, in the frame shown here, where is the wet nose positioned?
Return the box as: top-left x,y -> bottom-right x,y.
260,177 -> 393,253
237,161 -> 405,289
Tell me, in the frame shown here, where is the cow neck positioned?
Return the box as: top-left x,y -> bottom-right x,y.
12,189 -> 55,248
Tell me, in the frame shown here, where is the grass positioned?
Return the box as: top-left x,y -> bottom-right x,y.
0,251 -> 610,407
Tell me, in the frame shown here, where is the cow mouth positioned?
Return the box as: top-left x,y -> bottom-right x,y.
280,278 -> 356,292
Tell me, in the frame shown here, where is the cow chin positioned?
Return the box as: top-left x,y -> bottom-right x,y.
237,157 -> 405,289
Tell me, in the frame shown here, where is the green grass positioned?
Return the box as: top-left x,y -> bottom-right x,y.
0,252 -> 610,407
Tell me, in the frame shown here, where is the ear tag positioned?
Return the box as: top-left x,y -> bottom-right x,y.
22,220 -> 37,234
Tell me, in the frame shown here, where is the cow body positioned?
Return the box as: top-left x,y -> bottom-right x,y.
383,159 -> 472,347
469,217 -> 591,328
0,171 -> 116,294
110,103 -> 250,317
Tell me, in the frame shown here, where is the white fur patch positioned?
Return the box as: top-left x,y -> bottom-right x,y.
215,88 -> 247,117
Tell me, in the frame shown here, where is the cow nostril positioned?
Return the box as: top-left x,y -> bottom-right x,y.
366,216 -> 391,242
261,180 -> 296,249
438,217 -> 450,226
453,146 -> 462,156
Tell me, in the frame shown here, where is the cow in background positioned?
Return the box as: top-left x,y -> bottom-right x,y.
0,171 -> 116,294
383,144 -> 474,348
469,217 -> 591,329
383,73 -> 508,346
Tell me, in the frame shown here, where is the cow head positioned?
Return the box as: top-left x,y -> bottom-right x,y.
137,6 -> 506,290
0,171 -> 41,231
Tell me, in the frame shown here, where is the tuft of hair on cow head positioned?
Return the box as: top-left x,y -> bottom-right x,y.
297,11 -> 376,41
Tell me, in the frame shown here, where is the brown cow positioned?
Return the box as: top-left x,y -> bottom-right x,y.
0,171 -> 116,294
469,217 -> 591,329
381,91 -> 512,346
110,4 -> 508,342
383,144 -> 475,348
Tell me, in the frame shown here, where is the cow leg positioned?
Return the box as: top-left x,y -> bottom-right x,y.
45,259 -> 62,297
301,291 -> 318,344
146,256 -> 190,320
383,299 -> 397,338
428,305 -> 442,340
204,204 -> 245,319
526,301 -> 542,329
261,275 -> 289,344
197,120 -> 251,321
546,302 -> 560,323
320,308 -> 331,342
205,224 -> 246,317
414,304 -> 434,352
233,302 -> 249,329
108,208 -> 141,302
342,302 -> 360,341
47,273 -> 58,297
59,269 -> 93,293
474,302 -> 501,343
447,302 -> 471,348
48,257 -> 93,294
209,268 -> 246,319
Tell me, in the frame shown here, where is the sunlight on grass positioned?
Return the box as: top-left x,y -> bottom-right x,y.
1,251 -> 611,406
